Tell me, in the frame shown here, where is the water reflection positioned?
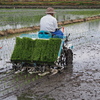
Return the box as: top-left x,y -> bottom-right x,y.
64,19 -> 100,42
88,19 -> 100,31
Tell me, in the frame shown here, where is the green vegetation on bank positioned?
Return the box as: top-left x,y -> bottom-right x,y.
66,10 -> 100,15
0,1 -> 100,6
11,37 -> 61,63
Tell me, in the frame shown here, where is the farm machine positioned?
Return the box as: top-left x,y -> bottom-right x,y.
10,29 -> 73,76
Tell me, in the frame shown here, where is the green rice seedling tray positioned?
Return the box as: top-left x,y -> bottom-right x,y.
11,37 -> 61,64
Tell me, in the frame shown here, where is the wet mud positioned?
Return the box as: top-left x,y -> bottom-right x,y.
1,40 -> 100,100
16,39 -> 100,100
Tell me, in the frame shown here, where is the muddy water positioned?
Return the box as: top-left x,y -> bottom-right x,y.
0,19 -> 100,100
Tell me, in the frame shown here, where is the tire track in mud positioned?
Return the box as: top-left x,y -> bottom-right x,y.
0,71 -> 43,100
38,72 -> 83,99
0,65 -> 75,100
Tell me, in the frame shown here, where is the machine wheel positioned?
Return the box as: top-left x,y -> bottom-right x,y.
65,49 -> 73,65
58,48 -> 73,67
57,49 -> 68,68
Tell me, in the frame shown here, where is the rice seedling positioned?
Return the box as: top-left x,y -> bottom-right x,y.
0,9 -> 100,31
11,37 -> 61,63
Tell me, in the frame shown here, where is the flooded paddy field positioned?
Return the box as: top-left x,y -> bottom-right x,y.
15,20 -> 100,100
0,17 -> 100,99
0,9 -> 100,31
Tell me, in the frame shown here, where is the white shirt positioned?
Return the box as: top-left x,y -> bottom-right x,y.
40,14 -> 58,32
